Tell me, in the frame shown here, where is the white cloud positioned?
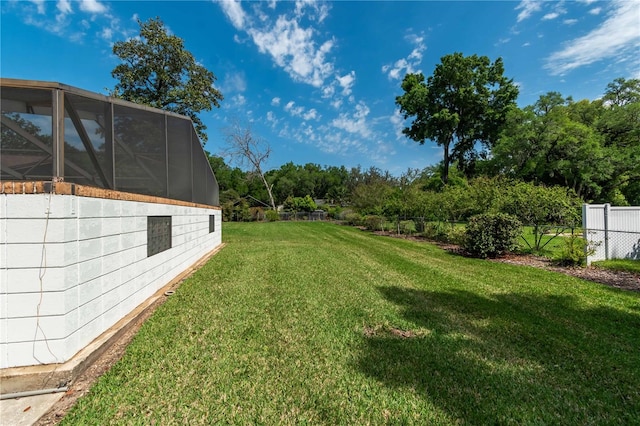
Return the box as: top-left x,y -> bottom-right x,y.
542,12 -> 559,20
515,0 -> 542,22
248,15 -> 335,87
57,0 -> 72,14
79,0 -> 107,14
390,109 -> 404,140
271,97 -> 281,106
231,94 -> 247,107
546,0 -> 640,75
331,102 -> 372,138
221,71 -> 247,93
336,71 -> 356,96
302,108 -> 319,121
294,0 -> 330,23
522,41 -> 531,47
219,0 -> 246,30
564,19 -> 578,25
589,7 -> 602,15
100,27 -> 112,41
382,32 -> 425,80
30,0 -> 46,14
284,100 -> 305,117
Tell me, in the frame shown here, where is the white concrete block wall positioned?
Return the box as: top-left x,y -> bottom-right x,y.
1,192 -> 222,369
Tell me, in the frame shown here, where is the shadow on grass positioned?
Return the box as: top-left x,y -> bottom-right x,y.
358,286 -> 640,424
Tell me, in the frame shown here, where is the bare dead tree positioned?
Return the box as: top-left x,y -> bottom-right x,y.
222,119 -> 277,211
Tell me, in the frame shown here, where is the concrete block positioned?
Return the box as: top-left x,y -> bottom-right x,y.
3,291 -> 66,319
102,199 -> 121,217
62,240 -> 78,266
102,251 -> 122,276
78,217 -> 102,240
78,238 -> 102,263
4,195 -> 46,219
0,342 -> 7,369
101,268 -> 121,293
77,196 -> 102,218
77,297 -> 102,329
102,234 -> 122,257
102,217 -> 122,238
120,231 -> 136,251
78,257 -> 102,284
78,276 -> 102,306
5,267 -> 64,294
120,216 -> 138,234
5,242 -> 66,268
102,286 -> 122,315
7,339 -> 68,367
5,315 -> 67,343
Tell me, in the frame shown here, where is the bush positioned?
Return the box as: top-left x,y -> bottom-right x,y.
363,215 -> 385,231
464,213 -> 522,258
554,233 -> 596,266
265,209 -> 279,222
422,222 -> 449,241
445,226 -> 466,246
344,212 -> 363,226
399,220 -> 417,235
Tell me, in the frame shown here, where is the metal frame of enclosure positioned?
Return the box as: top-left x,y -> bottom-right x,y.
0,78 -> 219,205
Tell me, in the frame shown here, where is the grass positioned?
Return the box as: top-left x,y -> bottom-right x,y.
517,226 -> 569,257
62,222 -> 640,425
592,259 -> 640,274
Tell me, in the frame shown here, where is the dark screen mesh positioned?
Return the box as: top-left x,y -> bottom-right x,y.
1,82 -> 219,206
1,88 -> 53,181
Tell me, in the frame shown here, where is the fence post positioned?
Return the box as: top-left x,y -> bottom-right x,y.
582,204 -> 589,265
604,203 -> 610,261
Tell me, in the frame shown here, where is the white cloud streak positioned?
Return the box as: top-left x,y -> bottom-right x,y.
515,0 -> 542,22
218,0 -> 246,30
546,0 -> 640,75
218,1 -> 336,88
78,0 -> 107,14
382,32 -> 425,80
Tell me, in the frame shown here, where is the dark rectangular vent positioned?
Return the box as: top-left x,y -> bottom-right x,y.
147,216 -> 172,257
209,215 -> 215,233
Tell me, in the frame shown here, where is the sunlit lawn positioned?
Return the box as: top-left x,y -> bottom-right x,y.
62,222 -> 640,425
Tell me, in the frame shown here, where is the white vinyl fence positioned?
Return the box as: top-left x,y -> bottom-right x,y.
582,204 -> 640,265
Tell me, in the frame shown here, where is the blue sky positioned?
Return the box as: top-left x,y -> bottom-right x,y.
2,1 -> 639,175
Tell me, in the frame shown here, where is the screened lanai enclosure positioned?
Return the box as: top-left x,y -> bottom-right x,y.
1,78 -> 218,205
1,79 -> 222,382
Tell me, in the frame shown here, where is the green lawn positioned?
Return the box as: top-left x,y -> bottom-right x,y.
62,222 -> 640,425
593,259 -> 640,274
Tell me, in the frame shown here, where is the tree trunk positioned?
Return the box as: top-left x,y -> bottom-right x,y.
258,171 -> 276,211
442,142 -> 450,185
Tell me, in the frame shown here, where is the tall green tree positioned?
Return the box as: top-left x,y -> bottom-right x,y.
396,52 -> 519,184
111,17 -> 223,142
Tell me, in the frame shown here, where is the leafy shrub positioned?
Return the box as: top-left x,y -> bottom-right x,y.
265,209 -> 279,222
344,212 -> 363,226
464,213 -> 522,258
554,233 -> 596,266
422,222 -> 449,241
326,206 -> 343,219
399,220 -> 417,235
445,226 -> 466,245
363,215 -> 385,231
